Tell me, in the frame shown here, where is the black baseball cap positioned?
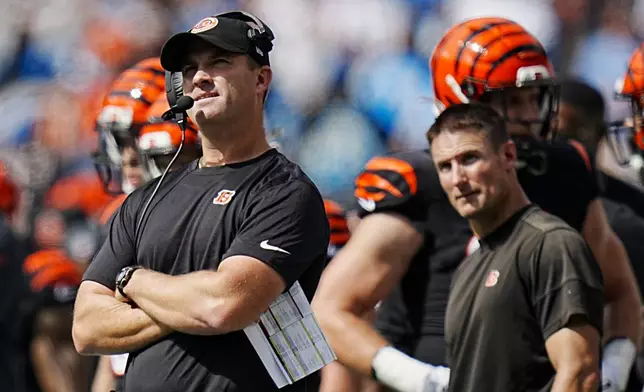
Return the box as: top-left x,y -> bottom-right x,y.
160,12 -> 274,72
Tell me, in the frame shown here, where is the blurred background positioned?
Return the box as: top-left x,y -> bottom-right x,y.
0,0 -> 642,230
0,0 -> 642,391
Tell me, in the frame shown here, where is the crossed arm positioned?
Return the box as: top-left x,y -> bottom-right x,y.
72,281 -> 172,355
72,255 -> 286,355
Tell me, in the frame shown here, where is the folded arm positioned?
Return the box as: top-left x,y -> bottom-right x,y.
123,256 -> 286,335
72,281 -> 172,355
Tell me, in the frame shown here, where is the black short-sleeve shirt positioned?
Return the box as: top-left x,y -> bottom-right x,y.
83,149 -> 329,392
445,205 -> 604,392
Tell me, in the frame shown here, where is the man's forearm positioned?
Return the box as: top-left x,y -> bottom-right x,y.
31,336 -> 75,392
314,308 -> 387,377
124,269 -> 229,335
602,241 -> 641,345
73,292 -> 171,355
551,368 -> 598,392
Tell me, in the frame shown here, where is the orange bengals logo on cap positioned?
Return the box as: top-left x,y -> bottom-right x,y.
191,17 -> 219,34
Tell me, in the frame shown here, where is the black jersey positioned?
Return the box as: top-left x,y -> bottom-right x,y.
445,205 -> 604,392
515,137 -> 598,232
354,151 -> 473,366
599,171 -> 644,219
83,149 -> 329,392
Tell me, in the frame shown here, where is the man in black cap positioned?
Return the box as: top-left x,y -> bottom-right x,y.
72,11 -> 330,392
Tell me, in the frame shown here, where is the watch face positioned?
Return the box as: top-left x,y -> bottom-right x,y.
116,268 -> 128,285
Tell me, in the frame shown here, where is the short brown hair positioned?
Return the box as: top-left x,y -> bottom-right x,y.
426,103 -> 509,150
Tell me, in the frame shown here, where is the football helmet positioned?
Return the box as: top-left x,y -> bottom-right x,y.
430,17 -> 558,138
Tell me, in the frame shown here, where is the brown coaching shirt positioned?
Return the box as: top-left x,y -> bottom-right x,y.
445,205 -> 604,392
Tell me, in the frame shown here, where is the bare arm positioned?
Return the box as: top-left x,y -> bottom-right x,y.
31,309 -> 76,392
31,307 -> 93,392
90,356 -> 115,392
547,318 -> 601,392
311,213 -> 423,376
72,281 -> 172,355
123,256 -> 286,335
583,198 -> 641,346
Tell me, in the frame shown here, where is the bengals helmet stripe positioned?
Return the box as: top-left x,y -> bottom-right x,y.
131,66 -> 165,77
355,156 -> 418,203
454,21 -> 513,76
355,173 -> 402,201
364,157 -> 418,196
324,200 -> 350,247
469,31 -> 529,76
485,44 -> 546,81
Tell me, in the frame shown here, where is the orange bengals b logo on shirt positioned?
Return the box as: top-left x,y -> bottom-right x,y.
213,190 -> 236,205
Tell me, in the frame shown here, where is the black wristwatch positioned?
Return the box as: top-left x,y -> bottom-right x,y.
116,266 -> 141,299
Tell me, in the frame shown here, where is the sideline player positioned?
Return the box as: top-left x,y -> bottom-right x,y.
604,43 -> 644,212
313,17 -> 640,392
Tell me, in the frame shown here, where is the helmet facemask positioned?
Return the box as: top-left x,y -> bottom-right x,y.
607,93 -> 644,167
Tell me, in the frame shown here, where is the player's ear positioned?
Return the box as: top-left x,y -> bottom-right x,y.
501,140 -> 517,170
256,66 -> 272,99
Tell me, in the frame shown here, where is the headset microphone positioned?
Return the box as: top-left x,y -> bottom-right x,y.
162,95 -> 194,121
136,95 -> 195,237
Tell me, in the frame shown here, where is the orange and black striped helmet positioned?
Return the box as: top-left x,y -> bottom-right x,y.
323,199 -> 350,262
431,17 -> 558,137
138,95 -> 200,156
613,44 -> 644,156
137,95 -> 202,178
96,57 -> 166,142
23,249 -> 82,293
93,57 -> 166,194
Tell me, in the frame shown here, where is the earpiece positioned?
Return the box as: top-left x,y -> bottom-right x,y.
165,71 -> 184,111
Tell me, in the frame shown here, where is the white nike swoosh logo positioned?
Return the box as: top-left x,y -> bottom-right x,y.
357,198 -> 376,212
260,240 -> 291,255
